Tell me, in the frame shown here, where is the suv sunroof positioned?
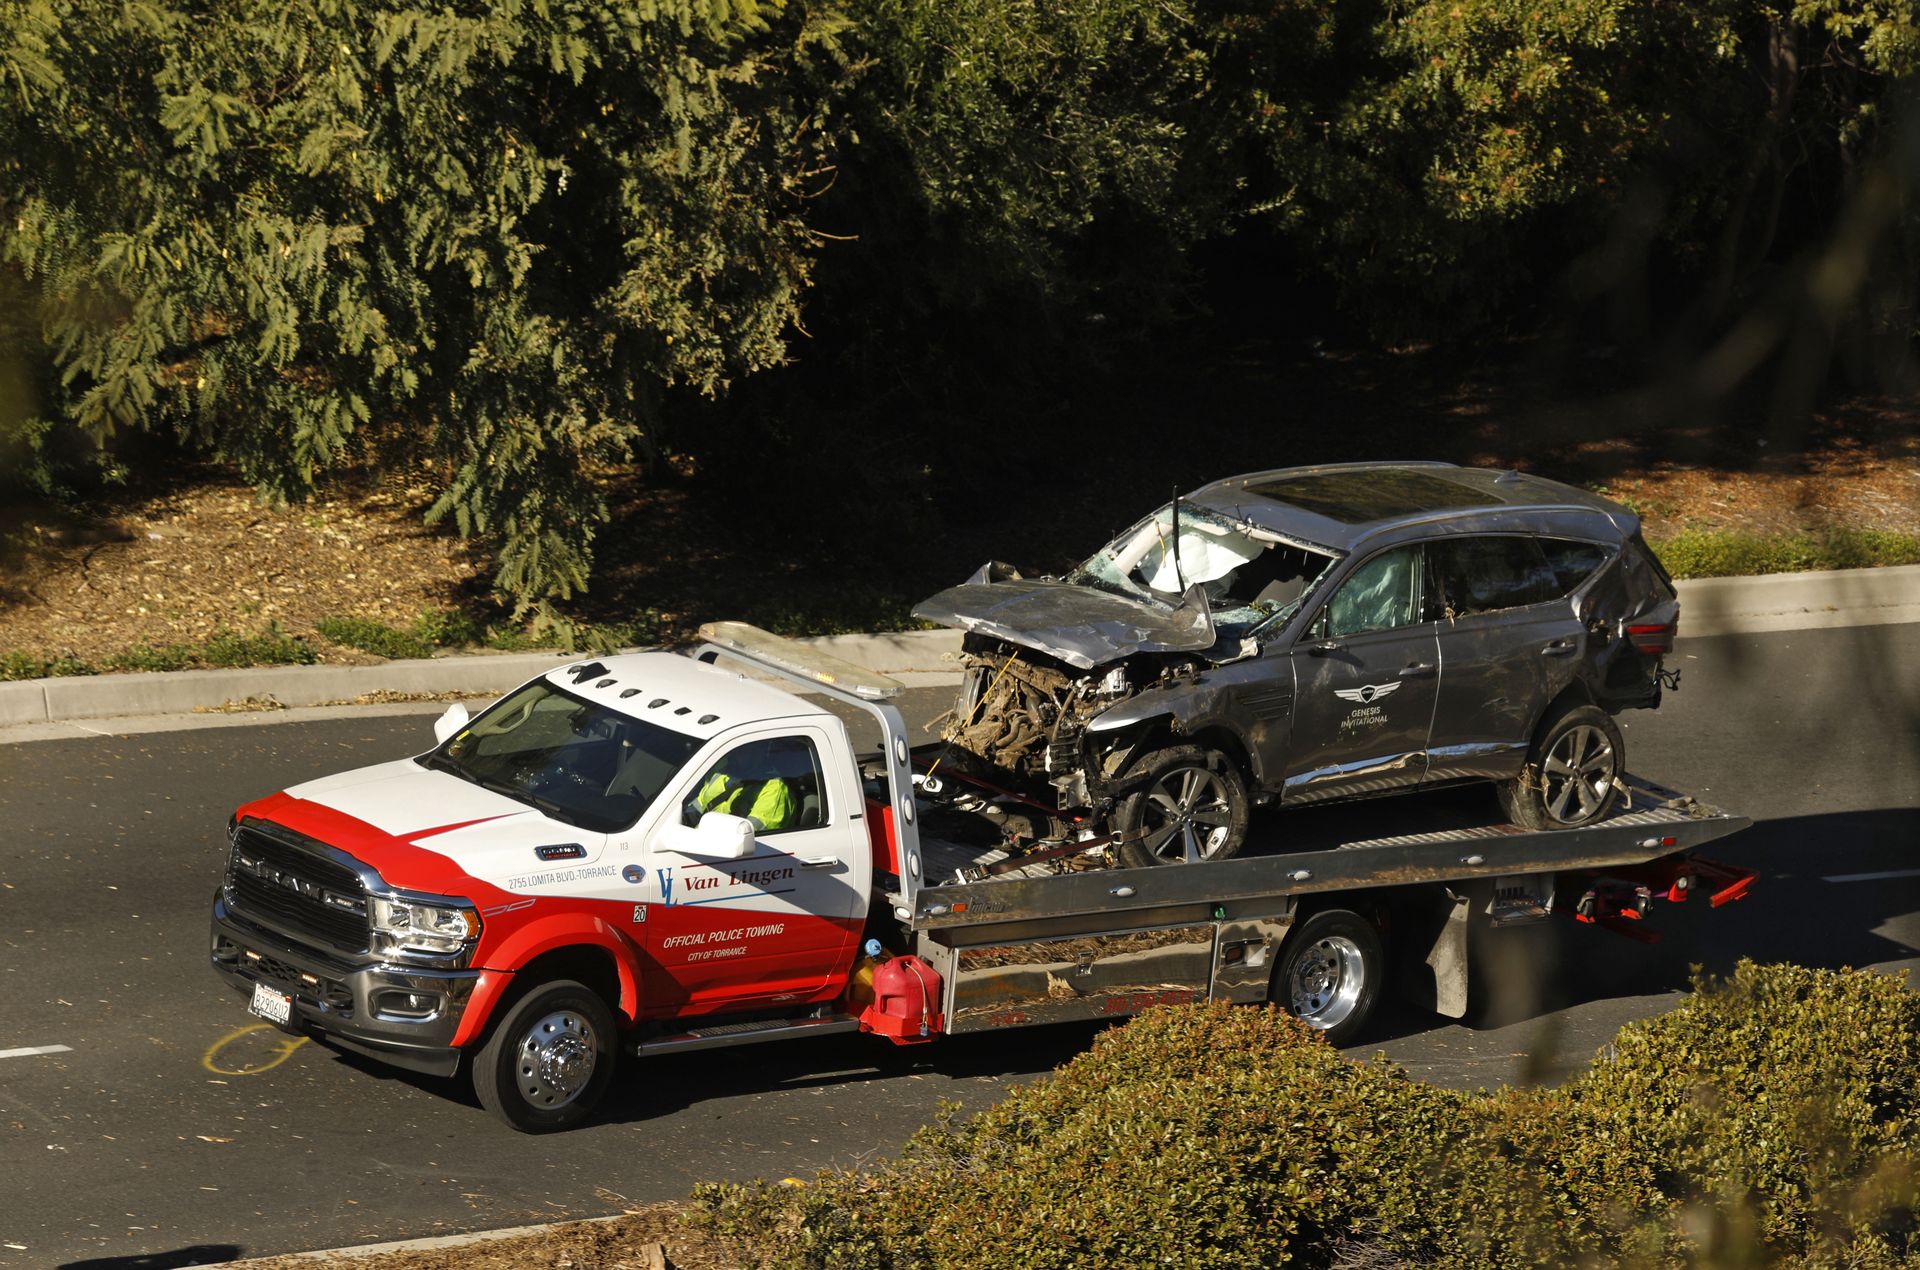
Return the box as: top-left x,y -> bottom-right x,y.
1243,469 -> 1492,523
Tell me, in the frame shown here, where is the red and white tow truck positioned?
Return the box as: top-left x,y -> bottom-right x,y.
209,623 -> 1753,1131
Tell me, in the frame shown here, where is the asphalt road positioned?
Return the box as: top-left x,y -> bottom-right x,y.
2,621 -> 1917,1266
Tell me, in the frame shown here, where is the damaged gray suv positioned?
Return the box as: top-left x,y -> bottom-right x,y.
915,462 -> 1679,866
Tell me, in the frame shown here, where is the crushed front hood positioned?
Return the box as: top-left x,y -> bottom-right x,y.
914,564 -> 1216,670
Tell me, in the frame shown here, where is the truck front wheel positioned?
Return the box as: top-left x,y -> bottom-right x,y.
473,979 -> 616,1133
1273,909 -> 1384,1047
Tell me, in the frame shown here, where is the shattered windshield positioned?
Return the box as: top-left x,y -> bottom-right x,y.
417,680 -> 704,833
1070,503 -> 1337,636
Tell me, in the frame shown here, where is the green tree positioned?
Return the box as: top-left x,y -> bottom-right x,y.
0,0 -> 847,617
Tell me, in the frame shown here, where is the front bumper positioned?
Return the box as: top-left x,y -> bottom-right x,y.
210,891 -> 479,1078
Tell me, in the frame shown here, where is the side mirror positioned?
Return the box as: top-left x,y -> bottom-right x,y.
433,703 -> 471,745
657,812 -> 756,860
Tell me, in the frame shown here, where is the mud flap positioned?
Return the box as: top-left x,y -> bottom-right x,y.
1410,887 -> 1471,1019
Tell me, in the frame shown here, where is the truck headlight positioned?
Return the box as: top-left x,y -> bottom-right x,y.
370,897 -> 481,960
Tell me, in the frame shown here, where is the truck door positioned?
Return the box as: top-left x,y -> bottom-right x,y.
639,724 -> 866,1013
1282,543 -> 1442,803
1424,535 -> 1588,783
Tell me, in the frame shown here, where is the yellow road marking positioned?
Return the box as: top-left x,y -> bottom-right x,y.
202,1023 -> 309,1076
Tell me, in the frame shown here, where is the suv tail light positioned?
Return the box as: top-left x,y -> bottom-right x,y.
1627,620 -> 1676,654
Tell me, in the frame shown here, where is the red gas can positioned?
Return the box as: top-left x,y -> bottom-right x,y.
860,954 -> 944,1044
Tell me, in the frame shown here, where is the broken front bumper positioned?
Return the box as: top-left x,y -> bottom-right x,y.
209,891 -> 479,1077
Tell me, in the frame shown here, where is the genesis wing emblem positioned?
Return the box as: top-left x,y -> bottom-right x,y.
1334,682 -> 1403,705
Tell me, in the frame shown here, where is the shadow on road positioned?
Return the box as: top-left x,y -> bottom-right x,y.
58,1248 -> 241,1269
1363,806 -> 1920,1047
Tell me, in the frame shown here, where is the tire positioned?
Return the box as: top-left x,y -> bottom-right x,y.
473,978 -> 616,1133
1499,703 -> 1625,831
1273,908 -> 1384,1047
1111,745 -> 1252,868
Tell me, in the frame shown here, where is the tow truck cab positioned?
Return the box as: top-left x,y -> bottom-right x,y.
211,645 -> 886,1128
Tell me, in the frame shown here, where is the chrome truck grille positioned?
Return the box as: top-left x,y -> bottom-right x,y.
225,823 -> 369,954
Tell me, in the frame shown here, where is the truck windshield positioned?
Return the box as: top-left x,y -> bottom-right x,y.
417,680 -> 703,833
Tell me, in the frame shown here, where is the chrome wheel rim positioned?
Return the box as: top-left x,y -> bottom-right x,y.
513,1009 -> 597,1110
1138,765 -> 1236,864
1541,724 -> 1616,824
1289,935 -> 1365,1029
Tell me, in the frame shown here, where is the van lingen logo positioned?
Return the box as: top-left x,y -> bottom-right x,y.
1334,682 -> 1402,705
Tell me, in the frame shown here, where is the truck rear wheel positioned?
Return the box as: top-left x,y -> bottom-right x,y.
1111,745 -> 1251,868
473,978 -> 616,1133
1273,909 -> 1384,1047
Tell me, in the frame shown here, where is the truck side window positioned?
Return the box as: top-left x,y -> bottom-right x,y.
1323,545 -> 1423,637
685,736 -> 828,835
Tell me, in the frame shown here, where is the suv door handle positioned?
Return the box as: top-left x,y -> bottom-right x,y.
1398,661 -> 1436,679
1541,639 -> 1576,656
798,855 -> 842,869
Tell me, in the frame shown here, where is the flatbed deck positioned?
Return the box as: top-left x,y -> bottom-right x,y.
886,775 -> 1747,932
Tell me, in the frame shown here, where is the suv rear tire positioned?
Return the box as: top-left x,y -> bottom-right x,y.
1112,745 -> 1251,867
1500,704 -> 1625,830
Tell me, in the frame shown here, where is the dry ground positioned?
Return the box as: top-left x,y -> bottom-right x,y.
0,469 -> 486,665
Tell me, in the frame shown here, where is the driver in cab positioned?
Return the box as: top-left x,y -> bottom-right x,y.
688,743 -> 796,834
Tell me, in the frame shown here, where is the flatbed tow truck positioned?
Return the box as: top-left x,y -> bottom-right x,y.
210,623 -> 1753,1131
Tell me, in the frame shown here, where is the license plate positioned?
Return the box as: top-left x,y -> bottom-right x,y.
249,981 -> 293,1026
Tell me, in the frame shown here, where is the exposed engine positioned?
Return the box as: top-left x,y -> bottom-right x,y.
937,637 -> 1153,797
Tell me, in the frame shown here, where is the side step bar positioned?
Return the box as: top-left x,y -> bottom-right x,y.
630,1014 -> 862,1059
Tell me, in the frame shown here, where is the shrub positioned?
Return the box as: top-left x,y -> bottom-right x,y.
692,964 -> 1920,1268
1,650 -> 47,680
1651,529 -> 1920,579
201,626 -> 315,668
1570,961 -> 1920,1258
103,644 -> 195,673
1,650 -> 98,679
692,1005 -> 1658,1268
315,616 -> 434,661
412,608 -> 484,649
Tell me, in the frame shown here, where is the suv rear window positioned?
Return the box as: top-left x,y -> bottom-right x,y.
1541,539 -> 1611,592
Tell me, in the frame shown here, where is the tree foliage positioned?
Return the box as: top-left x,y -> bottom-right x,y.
1,0 -> 846,614
1,0 -> 1913,612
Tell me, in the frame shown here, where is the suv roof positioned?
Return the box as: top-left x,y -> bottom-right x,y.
1187,462 -> 1637,553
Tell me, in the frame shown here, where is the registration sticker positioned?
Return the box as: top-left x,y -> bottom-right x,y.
249,981 -> 293,1026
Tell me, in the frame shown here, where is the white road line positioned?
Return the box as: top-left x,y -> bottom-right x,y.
1821,869 -> 1920,884
0,1045 -> 73,1060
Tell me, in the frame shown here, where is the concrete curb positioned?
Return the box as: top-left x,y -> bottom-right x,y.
1,566 -> 1915,730
1672,563 -> 1920,636
0,630 -> 966,728
228,1213 -> 637,1265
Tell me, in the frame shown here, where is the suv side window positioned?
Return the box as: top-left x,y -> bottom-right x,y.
1429,536 -> 1562,616
1540,539 -> 1611,593
683,735 -> 828,835
1322,545 -> 1423,637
